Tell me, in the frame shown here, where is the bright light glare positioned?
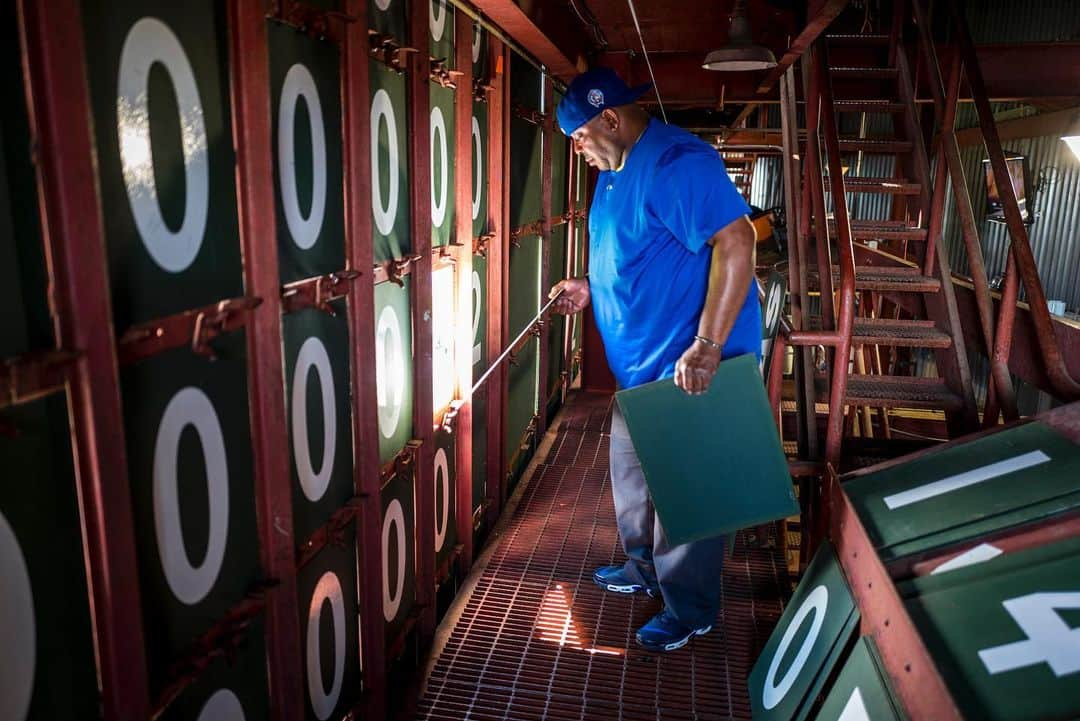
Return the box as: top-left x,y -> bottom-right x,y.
1063,136 -> 1080,163
432,266 -> 456,414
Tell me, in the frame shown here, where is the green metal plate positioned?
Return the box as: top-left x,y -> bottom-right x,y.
0,395 -> 100,721
471,23 -> 489,87
812,637 -> 905,721
283,302 -> 355,546
547,224 -> 568,402
381,470 -> 417,642
471,254 -> 487,513
430,83 -> 456,248
551,111 -> 568,219
510,52 -> 541,111
471,101 -> 489,239
156,619 -> 270,721
119,330 -> 259,680
297,531 -> 362,721
0,6 -> 51,360
434,428 -> 457,567
510,116 -> 543,230
506,232 -> 541,467
370,59 -> 411,264
375,279 -> 414,463
569,219 -> 585,360
750,542 -> 860,721
904,536 -> 1080,721
429,0 -> 454,67
268,23 -> 345,284
845,422 -> 1080,562
472,384 -> 488,515
82,3 -> 243,330
368,0 -> 407,43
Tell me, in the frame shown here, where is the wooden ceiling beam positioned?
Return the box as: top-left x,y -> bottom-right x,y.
756,0 -> 849,94
470,0 -> 587,82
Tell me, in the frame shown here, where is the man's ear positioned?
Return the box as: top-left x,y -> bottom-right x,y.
601,107 -> 620,132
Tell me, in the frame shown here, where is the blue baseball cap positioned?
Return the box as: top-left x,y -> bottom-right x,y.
556,68 -> 652,136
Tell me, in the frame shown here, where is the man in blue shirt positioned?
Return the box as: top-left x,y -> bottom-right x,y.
550,68 -> 760,652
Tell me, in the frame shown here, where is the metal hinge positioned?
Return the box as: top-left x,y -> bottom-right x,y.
191,297 -> 263,360
369,31 -> 418,73
429,57 -> 464,88
281,269 -> 361,316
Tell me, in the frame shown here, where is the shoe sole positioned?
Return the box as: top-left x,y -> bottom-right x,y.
594,579 -> 660,598
636,624 -> 712,652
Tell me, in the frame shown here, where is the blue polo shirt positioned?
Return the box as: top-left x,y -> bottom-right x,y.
588,119 -> 760,389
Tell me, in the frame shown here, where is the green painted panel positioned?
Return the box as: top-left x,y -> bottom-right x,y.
369,0 -> 407,43
845,422 -> 1080,562
472,384 -> 488,514
269,23 -> 346,284
375,279 -> 415,463
471,101 -> 489,239
547,224 -> 568,398
430,83 -> 456,248
82,3 -> 243,330
550,105 -> 569,219
750,542 -> 860,721
429,0 -> 454,67
471,23 -> 489,84
297,532 -> 362,721
381,470 -> 417,641
812,637 -> 905,721
510,52 -> 541,111
370,60 -> 411,264
283,302 -> 355,546
471,255 -> 487,512
0,6 -> 51,360
506,231 -> 540,467
570,219 -> 585,359
156,621 -> 269,721
120,330 -> 259,680
509,115 -> 543,230
434,428 -> 457,566
904,537 -> 1080,721
0,395 -> 100,721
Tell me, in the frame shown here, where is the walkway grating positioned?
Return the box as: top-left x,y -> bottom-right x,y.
418,392 -> 789,721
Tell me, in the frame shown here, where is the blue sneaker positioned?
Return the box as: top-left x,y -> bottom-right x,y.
635,609 -> 712,652
592,565 -> 659,597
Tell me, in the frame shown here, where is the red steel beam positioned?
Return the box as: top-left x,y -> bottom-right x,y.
469,0 -> 583,83
409,0 -> 437,645
228,3 -> 305,719
18,2 -> 152,718
756,0 -> 849,94
454,9 -> 475,571
343,0 -> 386,715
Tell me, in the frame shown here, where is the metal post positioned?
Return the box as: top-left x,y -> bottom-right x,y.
537,75 -> 554,436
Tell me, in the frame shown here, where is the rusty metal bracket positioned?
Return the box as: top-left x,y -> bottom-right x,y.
0,349 -> 80,410
512,103 -> 548,127
270,3 -> 357,43
440,399 -> 464,434
281,269 -> 361,316
435,244 -> 461,266
429,57 -> 464,88
473,77 -> 494,103
379,438 -> 424,486
509,220 -> 544,247
473,232 -> 494,258
153,579 -> 276,719
368,31 -> 418,73
296,496 -> 364,568
191,296 -> 263,360
379,253 -> 422,287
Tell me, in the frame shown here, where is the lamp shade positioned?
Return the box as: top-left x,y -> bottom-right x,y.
702,1 -> 777,72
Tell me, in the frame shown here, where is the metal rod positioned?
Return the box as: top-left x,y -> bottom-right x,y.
470,290 -> 564,397
626,0 -> 668,123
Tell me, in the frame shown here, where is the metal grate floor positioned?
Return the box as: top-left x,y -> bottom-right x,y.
418,392 -> 789,721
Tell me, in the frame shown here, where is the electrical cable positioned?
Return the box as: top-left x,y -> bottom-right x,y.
625,0 -> 668,123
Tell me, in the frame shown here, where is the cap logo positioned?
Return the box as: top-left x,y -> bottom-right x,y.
587,88 -> 604,108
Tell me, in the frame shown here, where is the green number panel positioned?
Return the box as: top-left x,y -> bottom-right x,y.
471,22 -> 489,96
155,623 -> 270,721
382,470 -> 417,643
750,542 -> 860,721
429,0 -> 454,67
297,535 -> 362,721
81,3 -> 243,330
370,59 -> 411,265
434,428 -> 457,567
471,100 -> 489,239
845,422 -> 1080,564
369,0 -> 407,44
510,52 -> 541,111
506,232 -> 541,471
546,224 -> 568,413
268,23 -> 346,284
0,7 -> 51,360
283,303 -> 355,546
430,82 -> 456,248
0,395 -> 100,721
119,330 -> 260,682
471,255 -> 488,513
375,279 -> 415,463
902,536 -> 1080,721
550,108 -> 568,220
569,219 -> 585,362
811,637 -> 904,721
509,115 -> 543,232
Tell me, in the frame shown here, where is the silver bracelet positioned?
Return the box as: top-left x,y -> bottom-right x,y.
694,334 -> 723,350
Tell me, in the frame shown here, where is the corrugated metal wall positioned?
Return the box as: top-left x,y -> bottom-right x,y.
964,0 -> 1080,42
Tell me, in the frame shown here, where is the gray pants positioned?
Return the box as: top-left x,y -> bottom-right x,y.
609,403 -> 725,629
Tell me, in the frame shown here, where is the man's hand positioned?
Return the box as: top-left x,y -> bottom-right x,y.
674,338 -> 722,395
548,277 -> 590,315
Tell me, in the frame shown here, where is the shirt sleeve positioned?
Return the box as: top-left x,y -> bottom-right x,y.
646,143 -> 751,254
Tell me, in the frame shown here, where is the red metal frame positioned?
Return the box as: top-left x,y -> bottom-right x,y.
343,0 -> 387,715
17,2 -> 152,718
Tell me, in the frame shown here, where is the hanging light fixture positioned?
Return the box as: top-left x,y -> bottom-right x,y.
702,0 -> 777,72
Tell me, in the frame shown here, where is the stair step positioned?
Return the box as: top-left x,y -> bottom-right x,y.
826,33 -> 891,46
830,66 -> 899,80
837,138 -> 913,153
840,177 -> 922,195
845,375 -> 965,410
834,100 -> 906,114
828,220 -> 928,241
852,318 -> 952,348
833,266 -> 942,292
